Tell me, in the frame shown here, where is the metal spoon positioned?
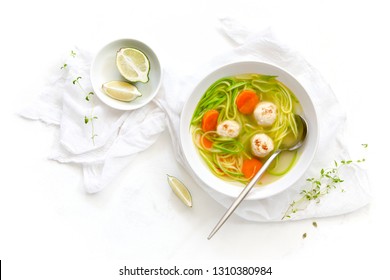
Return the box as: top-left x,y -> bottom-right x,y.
207,115 -> 308,240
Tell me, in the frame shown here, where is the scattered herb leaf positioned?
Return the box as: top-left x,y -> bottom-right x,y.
302,233 -> 307,239
85,91 -> 94,101
312,221 -> 318,228
72,76 -> 82,85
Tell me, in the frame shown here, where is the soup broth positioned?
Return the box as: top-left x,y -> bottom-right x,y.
191,74 -> 303,186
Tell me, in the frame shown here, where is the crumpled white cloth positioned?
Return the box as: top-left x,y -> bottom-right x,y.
20,18 -> 371,221
156,18 -> 371,221
20,49 -> 166,193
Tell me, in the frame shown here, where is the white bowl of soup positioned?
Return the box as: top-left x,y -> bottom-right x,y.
180,61 -> 319,200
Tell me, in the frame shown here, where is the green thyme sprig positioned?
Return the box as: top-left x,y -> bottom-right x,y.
61,50 -> 98,145
283,145 -> 367,220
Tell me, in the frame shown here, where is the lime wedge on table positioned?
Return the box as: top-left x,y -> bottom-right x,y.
102,81 -> 142,102
116,48 -> 150,83
167,175 -> 193,207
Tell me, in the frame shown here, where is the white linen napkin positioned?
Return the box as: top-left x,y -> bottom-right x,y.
20,48 -> 166,193
20,18 -> 371,221
156,18 -> 371,221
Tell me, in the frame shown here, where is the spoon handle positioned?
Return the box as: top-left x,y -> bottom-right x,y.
207,151 -> 281,240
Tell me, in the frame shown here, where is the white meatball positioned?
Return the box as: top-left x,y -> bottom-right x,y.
251,133 -> 274,158
254,101 -> 277,126
216,120 -> 241,138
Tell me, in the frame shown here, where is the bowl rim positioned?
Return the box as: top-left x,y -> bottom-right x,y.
179,60 -> 319,200
90,38 -> 162,111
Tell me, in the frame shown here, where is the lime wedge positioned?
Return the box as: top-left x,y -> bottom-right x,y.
102,81 -> 142,102
167,175 -> 193,207
116,48 -> 150,83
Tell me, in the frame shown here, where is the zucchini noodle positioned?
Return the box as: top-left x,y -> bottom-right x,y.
191,74 -> 301,185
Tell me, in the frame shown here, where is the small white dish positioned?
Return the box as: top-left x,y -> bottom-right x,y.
180,61 -> 319,200
90,38 -> 162,110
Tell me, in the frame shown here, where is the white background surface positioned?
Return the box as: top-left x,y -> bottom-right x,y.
1,0 -> 389,278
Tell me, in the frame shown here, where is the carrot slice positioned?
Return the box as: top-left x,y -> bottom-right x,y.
201,136 -> 213,149
236,90 -> 259,115
242,158 -> 263,179
201,110 -> 219,132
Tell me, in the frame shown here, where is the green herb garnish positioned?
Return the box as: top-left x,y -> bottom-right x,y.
61,51 -> 98,145
283,147 -> 367,220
